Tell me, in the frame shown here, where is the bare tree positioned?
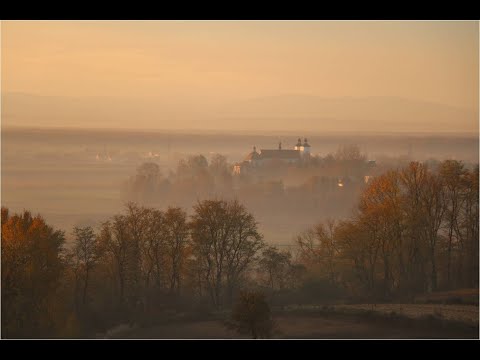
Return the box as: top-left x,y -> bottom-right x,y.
224,201 -> 264,303
420,170 -> 446,291
190,199 -> 263,308
462,166 -> 479,288
259,246 -> 292,291
296,219 -> 339,284
163,207 -> 190,294
400,162 -> 430,293
439,160 -> 467,288
140,208 -> 165,305
98,216 -> 130,305
72,226 -> 98,307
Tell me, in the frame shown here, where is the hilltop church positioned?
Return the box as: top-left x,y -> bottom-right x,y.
233,138 -> 311,175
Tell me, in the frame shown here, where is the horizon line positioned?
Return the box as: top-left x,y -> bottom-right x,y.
2,124 -> 478,137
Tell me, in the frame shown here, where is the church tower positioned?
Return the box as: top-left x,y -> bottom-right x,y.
302,138 -> 311,157
294,138 -> 302,151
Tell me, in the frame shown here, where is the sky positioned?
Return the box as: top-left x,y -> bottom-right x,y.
1,20 -> 479,131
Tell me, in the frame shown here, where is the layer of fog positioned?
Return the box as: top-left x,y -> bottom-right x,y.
2,127 -> 478,245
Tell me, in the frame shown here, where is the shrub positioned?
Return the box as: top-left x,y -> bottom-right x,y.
226,290 -> 275,339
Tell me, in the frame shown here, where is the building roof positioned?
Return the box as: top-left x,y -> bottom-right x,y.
259,149 -> 300,160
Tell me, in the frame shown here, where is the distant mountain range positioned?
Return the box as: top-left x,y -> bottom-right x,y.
216,94 -> 478,133
2,92 -> 477,134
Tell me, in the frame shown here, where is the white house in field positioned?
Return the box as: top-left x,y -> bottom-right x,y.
233,137 -> 311,175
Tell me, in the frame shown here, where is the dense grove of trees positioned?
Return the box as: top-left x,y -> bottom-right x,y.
2,159 -> 478,338
1,199 -> 271,338
296,160 -> 479,301
121,146 -> 378,219
122,154 -> 234,207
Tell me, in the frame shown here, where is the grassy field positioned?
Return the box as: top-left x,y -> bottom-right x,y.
104,303 -> 479,339
414,288 -> 479,305
333,304 -> 479,325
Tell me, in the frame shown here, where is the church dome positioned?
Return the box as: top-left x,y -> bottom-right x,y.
303,138 -> 310,147
244,146 -> 260,161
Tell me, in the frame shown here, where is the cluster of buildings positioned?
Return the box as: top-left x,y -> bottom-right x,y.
233,137 -> 376,186
233,138 -> 312,175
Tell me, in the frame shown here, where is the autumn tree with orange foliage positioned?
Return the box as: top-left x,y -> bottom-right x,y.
1,208 -> 65,338
296,161 -> 478,301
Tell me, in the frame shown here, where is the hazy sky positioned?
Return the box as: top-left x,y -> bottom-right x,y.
1,20 -> 479,131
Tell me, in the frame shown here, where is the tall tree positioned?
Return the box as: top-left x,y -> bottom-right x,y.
97,215 -> 131,305
420,170 -> 446,291
190,199 -> 263,308
163,207 -> 190,294
2,209 -> 65,338
71,226 -> 98,307
141,208 -> 165,291
460,166 -> 479,288
359,170 -> 403,298
400,162 -> 429,293
259,246 -> 293,291
296,219 -> 339,284
439,160 -> 467,288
